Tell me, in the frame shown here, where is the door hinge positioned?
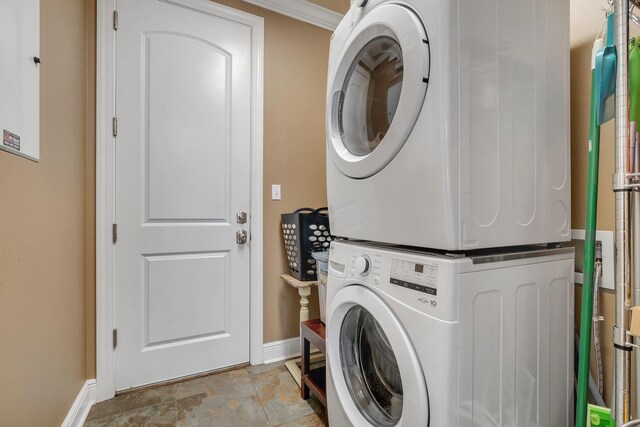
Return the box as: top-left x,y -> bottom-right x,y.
112,223 -> 118,244
113,329 -> 118,349
113,10 -> 118,31
112,117 -> 118,137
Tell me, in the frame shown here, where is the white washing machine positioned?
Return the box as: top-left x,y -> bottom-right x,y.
326,241 -> 574,426
326,0 -> 570,250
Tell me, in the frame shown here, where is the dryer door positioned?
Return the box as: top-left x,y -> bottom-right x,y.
327,285 -> 429,426
327,4 -> 430,179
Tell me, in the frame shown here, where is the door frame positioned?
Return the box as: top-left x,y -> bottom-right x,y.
95,0 -> 264,401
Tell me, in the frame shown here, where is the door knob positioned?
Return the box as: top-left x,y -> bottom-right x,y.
237,211 -> 247,224
236,229 -> 248,244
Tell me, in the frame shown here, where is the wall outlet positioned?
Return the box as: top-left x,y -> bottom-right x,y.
272,184 -> 281,201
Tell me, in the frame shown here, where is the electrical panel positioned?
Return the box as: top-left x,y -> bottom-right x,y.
0,0 -> 40,161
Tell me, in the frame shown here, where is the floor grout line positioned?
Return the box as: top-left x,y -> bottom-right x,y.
245,366 -> 279,426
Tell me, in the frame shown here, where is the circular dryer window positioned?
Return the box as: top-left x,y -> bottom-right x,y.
340,305 -> 403,426
327,4 -> 430,178
339,37 -> 404,157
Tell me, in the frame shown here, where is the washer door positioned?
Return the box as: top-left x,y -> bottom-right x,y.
327,4 -> 430,179
328,285 -> 429,426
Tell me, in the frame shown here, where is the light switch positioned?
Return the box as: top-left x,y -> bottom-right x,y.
272,184 -> 281,200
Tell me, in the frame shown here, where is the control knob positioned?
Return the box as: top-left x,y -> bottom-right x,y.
355,255 -> 371,276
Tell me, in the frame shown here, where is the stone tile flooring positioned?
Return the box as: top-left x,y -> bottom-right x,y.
84,362 -> 326,427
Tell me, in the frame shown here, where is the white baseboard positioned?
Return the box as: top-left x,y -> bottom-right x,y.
263,337 -> 301,364
61,379 -> 96,427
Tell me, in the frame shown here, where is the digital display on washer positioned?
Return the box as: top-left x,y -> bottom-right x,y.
390,259 -> 438,295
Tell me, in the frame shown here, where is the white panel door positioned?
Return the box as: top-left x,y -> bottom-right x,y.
114,0 -> 252,390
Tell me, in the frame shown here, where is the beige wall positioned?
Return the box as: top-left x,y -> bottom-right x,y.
570,0 -> 639,407
85,0 -> 97,381
0,0 -> 92,425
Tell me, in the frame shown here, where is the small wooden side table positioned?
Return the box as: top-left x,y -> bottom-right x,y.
301,319 -> 327,417
281,274 -> 317,323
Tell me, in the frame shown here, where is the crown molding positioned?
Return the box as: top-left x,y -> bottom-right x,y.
242,0 -> 343,31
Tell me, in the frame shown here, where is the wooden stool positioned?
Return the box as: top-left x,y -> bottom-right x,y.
301,319 -> 327,422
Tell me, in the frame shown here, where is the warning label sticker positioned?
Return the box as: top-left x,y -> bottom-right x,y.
3,130 -> 20,151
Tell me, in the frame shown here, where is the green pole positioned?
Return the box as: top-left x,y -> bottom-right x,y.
576,66 -> 602,427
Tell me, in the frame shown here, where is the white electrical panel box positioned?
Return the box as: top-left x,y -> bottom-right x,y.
0,0 -> 40,162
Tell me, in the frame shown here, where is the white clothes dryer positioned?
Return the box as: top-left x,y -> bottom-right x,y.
326,0 -> 570,250
326,241 -> 574,426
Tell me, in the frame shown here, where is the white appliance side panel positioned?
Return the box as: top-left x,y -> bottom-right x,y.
549,273 -> 574,427
459,0 -> 500,231
458,0 -> 570,248
458,258 -> 573,427
0,0 -> 39,161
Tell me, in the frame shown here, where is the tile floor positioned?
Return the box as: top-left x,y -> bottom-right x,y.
84,361 -> 326,427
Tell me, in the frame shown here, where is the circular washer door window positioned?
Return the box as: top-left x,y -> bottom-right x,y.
327,285 -> 429,426
328,5 -> 430,178
341,305 -> 404,426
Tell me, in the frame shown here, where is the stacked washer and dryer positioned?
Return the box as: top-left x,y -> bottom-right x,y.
324,0 -> 573,426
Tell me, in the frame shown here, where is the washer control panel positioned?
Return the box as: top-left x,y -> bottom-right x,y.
334,242 -> 456,321
390,259 -> 438,295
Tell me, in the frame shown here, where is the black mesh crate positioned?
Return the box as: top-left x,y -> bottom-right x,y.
281,207 -> 334,281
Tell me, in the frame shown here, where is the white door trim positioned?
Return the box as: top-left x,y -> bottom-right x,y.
96,0 -> 264,402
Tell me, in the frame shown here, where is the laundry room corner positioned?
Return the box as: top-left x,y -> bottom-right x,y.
9,0 -> 637,424
570,0 -> 640,414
